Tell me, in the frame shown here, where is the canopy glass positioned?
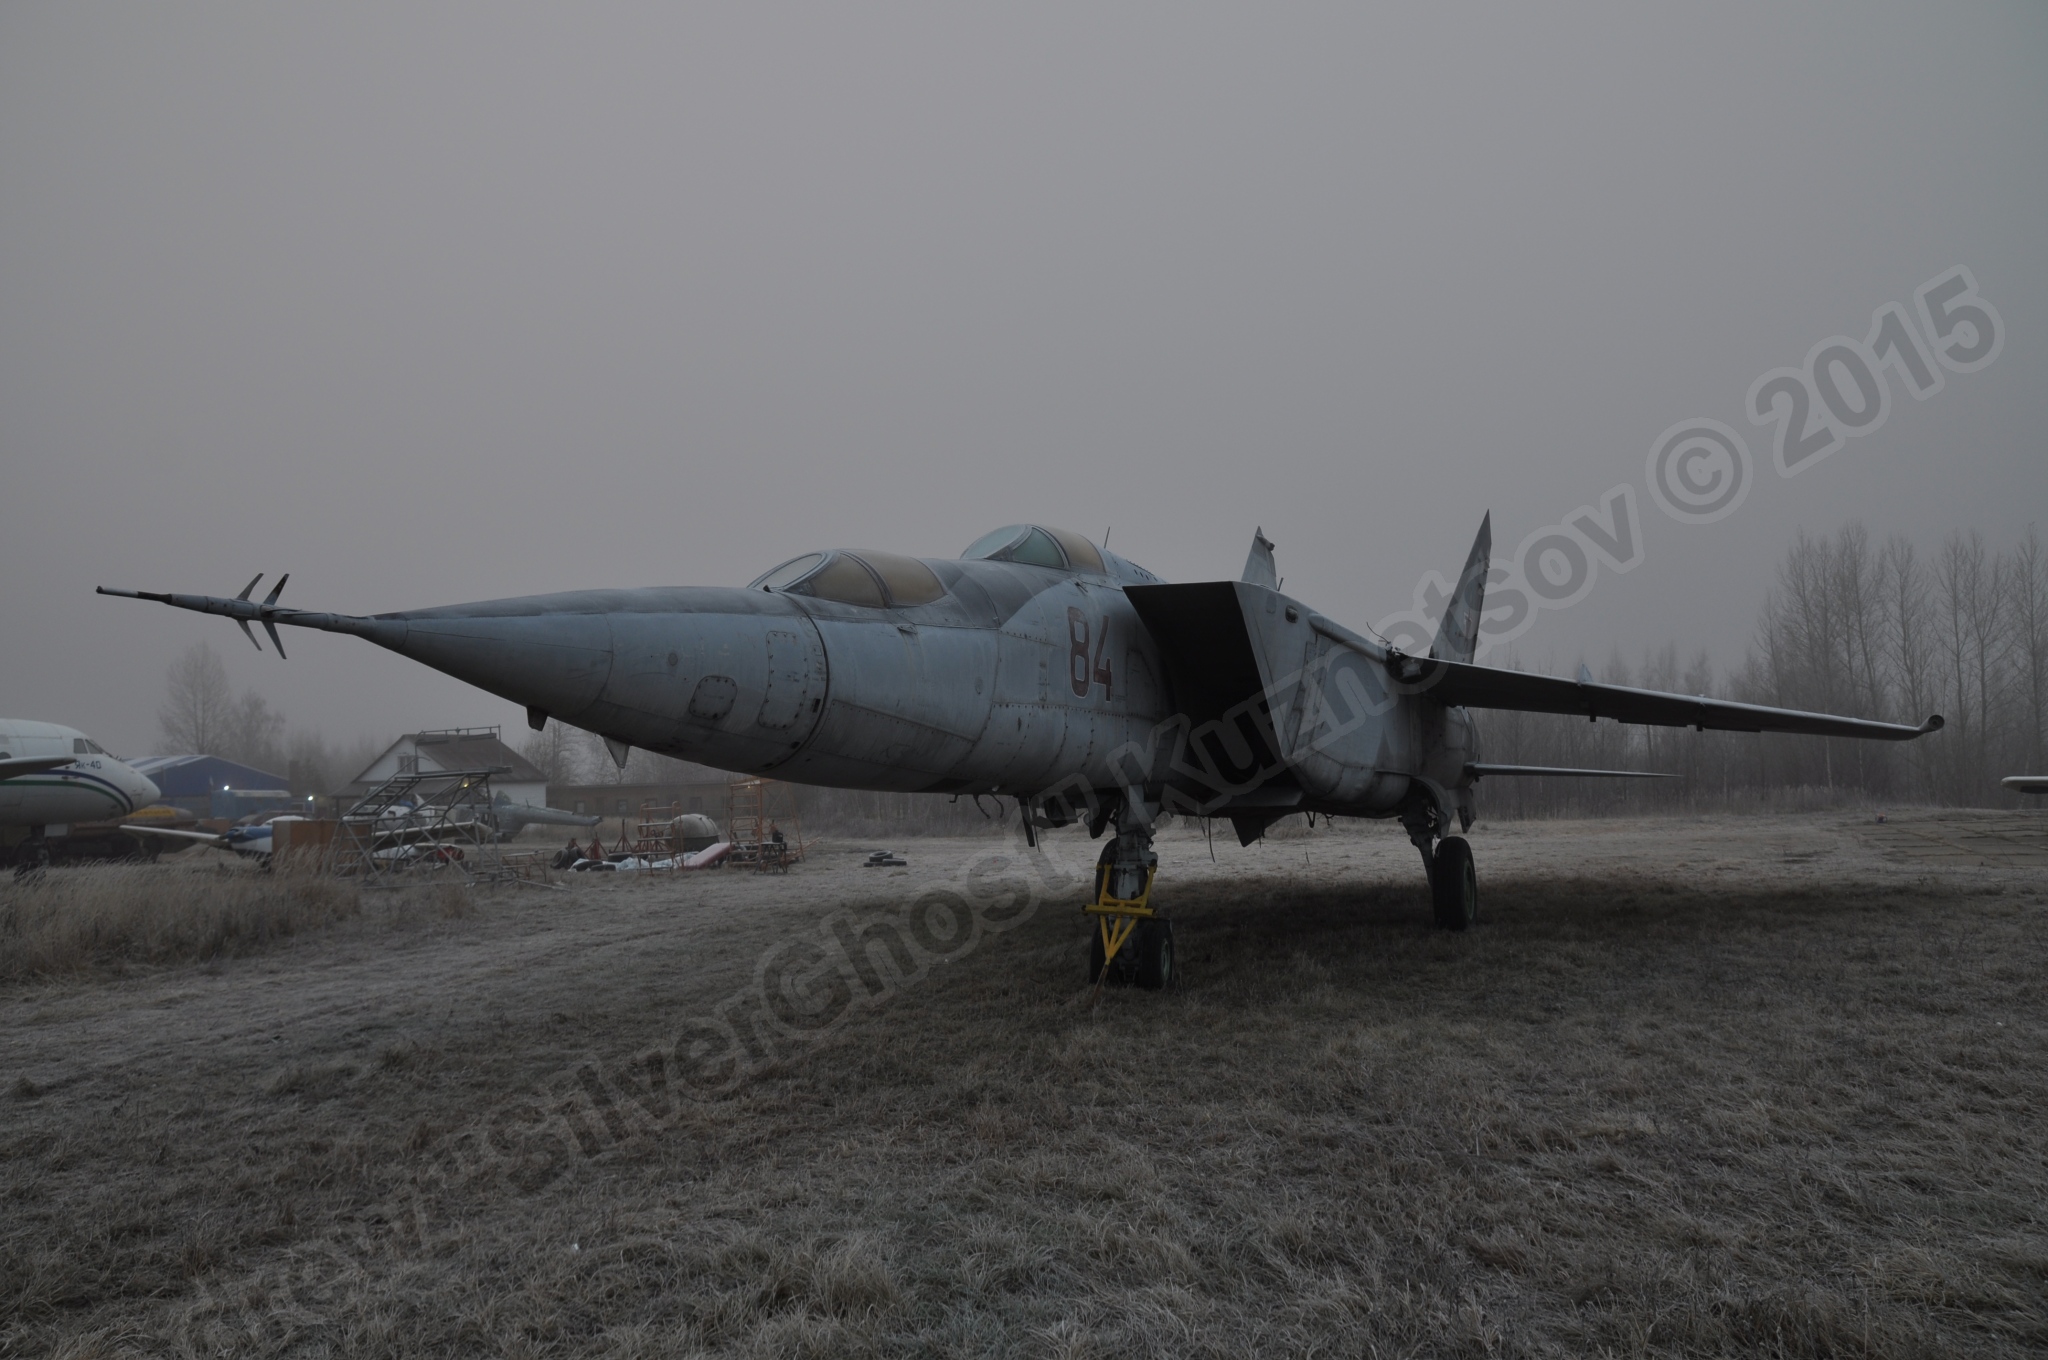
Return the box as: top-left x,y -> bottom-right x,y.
959,525 -> 1104,574
748,550 -> 946,608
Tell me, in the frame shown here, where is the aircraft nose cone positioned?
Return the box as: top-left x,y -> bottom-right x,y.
383,586 -> 829,772
134,774 -> 161,809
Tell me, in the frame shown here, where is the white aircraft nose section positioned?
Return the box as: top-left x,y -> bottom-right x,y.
133,772 -> 161,809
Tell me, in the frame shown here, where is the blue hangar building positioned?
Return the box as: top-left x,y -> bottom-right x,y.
127,754 -> 297,820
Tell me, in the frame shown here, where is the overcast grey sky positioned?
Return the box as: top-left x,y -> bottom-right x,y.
3,3 -> 2043,757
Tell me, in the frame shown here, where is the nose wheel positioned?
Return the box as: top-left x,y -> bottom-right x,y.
1084,816 -> 1173,990
1088,913 -> 1175,990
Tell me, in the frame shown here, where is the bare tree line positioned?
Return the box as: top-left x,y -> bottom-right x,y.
1480,522 -> 2047,817
155,641 -> 385,798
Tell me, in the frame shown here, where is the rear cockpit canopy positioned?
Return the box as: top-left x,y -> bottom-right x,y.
960,525 -> 1105,574
748,550 -> 947,608
748,527 -> 1111,608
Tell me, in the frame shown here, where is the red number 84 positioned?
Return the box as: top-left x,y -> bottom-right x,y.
1066,607 -> 1113,698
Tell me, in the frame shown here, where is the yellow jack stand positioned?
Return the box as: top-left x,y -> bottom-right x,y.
1084,862 -> 1157,983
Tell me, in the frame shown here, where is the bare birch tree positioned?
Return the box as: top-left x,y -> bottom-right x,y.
157,642 -> 235,755
2008,527 -> 2048,774
520,722 -> 584,787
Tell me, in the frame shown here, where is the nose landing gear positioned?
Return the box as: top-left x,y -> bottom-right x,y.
1085,807 -> 1174,990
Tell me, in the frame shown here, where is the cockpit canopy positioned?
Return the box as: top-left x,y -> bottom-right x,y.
749,527 -> 1109,608
959,525 -> 1105,574
748,549 -> 948,608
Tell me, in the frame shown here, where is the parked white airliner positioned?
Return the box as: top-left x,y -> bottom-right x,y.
0,720 -> 161,867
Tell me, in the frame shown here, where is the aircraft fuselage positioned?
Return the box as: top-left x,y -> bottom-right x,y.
0,720 -> 161,836
106,552 -> 1456,831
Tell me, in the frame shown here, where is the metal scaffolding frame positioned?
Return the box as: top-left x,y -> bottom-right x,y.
725,776 -> 803,871
335,766 -> 521,882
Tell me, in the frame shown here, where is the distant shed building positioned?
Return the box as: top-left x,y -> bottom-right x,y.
554,763 -> 734,822
129,754 -> 297,820
338,728 -> 550,806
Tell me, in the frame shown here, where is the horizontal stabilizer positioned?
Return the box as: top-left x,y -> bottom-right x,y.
2004,775 -> 2048,795
1466,763 -> 1678,780
1397,655 -> 1943,742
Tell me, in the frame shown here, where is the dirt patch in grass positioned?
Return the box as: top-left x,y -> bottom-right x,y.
1,813 -> 2043,1356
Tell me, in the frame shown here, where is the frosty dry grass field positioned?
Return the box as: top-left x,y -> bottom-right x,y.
0,861 -> 470,983
2,811 -> 2044,1358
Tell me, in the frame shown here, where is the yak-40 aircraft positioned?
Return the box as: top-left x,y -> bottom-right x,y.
2,720 -> 162,869
102,519 -> 1942,986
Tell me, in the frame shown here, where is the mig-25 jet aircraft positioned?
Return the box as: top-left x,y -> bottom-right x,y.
102,518 -> 1941,986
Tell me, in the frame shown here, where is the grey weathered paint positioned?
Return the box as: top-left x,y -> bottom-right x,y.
99,522 -> 1942,828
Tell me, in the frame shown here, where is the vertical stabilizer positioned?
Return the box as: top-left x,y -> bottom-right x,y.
1430,513 -> 1491,664
1242,528 -> 1279,590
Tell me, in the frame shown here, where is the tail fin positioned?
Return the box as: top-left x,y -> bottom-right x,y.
1430,513 -> 1491,664
1241,527 -> 1279,590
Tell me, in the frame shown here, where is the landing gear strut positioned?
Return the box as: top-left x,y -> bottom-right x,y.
1085,802 -> 1173,990
13,828 -> 52,879
1401,800 -> 1478,931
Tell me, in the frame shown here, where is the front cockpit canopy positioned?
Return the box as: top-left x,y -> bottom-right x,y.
960,525 -> 1105,574
748,550 -> 947,608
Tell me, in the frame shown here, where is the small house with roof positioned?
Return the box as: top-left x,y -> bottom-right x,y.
337,727 -> 549,806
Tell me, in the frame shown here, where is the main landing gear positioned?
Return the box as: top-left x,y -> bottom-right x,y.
12,828 -> 52,879
1085,807 -> 1174,990
1401,800 -> 1478,931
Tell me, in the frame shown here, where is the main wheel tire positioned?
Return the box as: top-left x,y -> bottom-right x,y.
13,838 -> 51,880
1134,919 -> 1175,990
1431,836 -> 1478,931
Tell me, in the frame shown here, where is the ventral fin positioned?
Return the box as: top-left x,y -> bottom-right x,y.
604,737 -> 631,769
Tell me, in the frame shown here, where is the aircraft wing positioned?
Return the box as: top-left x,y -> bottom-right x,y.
123,825 -> 230,847
2004,775 -> 2048,795
1408,657 -> 1942,741
0,756 -> 82,780
1466,763 -> 1678,779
